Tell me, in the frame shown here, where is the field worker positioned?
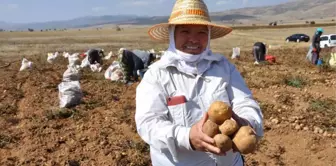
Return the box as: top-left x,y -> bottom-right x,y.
132,49 -> 156,68
311,28 -> 324,64
132,49 -> 156,79
252,42 -> 266,64
118,49 -> 155,84
85,48 -> 105,65
135,0 -> 264,166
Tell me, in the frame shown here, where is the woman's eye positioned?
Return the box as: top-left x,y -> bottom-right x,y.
199,31 -> 208,34
181,30 -> 189,33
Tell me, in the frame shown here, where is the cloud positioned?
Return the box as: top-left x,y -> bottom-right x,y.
8,4 -> 18,9
130,1 -> 150,6
117,0 -> 170,10
0,3 -> 19,11
121,0 -> 165,6
92,7 -> 107,12
216,0 -> 232,5
216,0 -> 248,6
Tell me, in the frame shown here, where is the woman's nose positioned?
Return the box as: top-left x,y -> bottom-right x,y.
187,34 -> 199,43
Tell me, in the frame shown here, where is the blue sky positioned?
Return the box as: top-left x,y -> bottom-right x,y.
0,0 -> 290,23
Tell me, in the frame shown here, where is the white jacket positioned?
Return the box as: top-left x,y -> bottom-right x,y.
135,53 -> 264,166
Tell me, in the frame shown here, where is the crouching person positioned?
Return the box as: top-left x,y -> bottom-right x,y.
253,42 -> 266,64
118,48 -> 156,84
86,48 -> 105,65
138,52 -> 156,79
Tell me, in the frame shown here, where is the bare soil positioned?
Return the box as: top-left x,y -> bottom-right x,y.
0,39 -> 335,166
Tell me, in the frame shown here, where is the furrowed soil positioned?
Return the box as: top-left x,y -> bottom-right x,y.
0,28 -> 335,166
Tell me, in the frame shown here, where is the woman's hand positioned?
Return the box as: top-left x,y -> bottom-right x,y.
189,113 -> 225,155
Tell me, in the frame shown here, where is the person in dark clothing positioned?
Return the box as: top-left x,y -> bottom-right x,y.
119,49 -> 145,83
311,28 -> 324,64
137,53 -> 156,79
87,48 -> 105,65
253,42 -> 266,63
145,53 -> 156,68
119,50 -> 156,84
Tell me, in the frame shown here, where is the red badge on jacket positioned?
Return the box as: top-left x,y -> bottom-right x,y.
167,95 -> 187,106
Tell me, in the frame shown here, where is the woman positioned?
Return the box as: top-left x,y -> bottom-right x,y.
311,28 -> 324,64
135,0 -> 264,165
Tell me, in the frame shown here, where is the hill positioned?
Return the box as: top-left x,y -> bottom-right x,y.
0,0 -> 334,31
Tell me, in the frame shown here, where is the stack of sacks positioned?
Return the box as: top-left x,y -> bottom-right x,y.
58,65 -> 83,108
104,61 -> 124,81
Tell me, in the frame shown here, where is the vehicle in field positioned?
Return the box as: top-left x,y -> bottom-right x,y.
320,34 -> 336,48
285,34 -> 310,43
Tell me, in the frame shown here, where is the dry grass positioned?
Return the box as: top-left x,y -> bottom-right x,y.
1,26 -> 335,60
231,22 -> 336,30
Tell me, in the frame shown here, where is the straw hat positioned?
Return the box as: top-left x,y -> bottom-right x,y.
148,0 -> 232,41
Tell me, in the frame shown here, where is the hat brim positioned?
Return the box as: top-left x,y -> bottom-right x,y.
148,22 -> 232,42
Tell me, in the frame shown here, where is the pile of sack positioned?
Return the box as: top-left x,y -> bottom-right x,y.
58,65 -> 83,108
104,61 -> 124,81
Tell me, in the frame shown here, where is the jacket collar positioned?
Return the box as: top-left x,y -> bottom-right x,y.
150,53 -> 225,76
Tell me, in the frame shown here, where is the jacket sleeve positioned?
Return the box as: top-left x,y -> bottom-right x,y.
135,68 -> 193,162
226,63 -> 264,137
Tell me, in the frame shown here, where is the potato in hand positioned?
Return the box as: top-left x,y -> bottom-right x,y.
213,134 -> 232,152
207,101 -> 232,125
219,119 -> 239,136
232,126 -> 257,154
202,120 -> 220,137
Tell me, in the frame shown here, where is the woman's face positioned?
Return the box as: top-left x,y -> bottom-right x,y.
174,25 -> 209,55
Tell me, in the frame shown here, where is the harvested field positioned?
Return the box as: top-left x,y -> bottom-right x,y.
0,26 -> 335,166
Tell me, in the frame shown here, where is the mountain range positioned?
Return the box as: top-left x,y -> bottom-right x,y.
1,0 -> 335,31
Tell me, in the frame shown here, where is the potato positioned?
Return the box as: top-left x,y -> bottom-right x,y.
232,126 -> 257,154
213,134 -> 232,152
219,119 -> 239,136
208,101 -> 232,125
202,120 -> 220,137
